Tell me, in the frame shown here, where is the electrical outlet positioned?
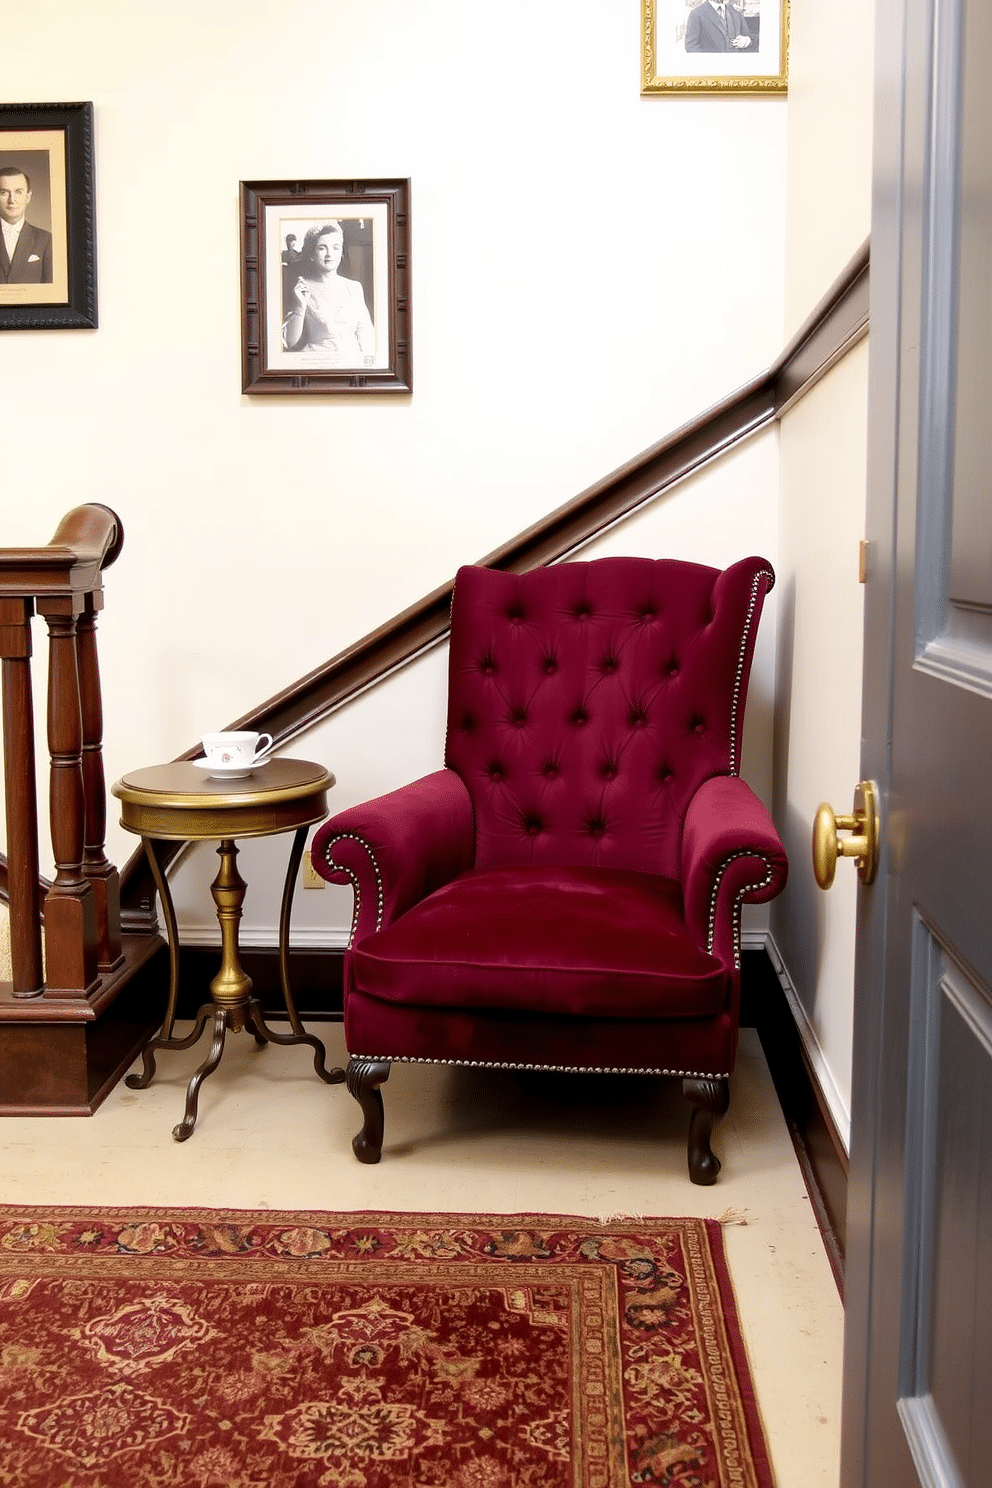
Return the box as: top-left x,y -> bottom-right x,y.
302,850 -> 325,889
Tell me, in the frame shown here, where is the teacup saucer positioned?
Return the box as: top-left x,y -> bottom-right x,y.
193,758 -> 259,780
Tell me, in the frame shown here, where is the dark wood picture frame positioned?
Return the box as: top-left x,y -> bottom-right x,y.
240,178 -> 411,395
0,102 -> 97,331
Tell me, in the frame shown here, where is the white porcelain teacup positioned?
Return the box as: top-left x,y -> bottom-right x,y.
201,731 -> 273,769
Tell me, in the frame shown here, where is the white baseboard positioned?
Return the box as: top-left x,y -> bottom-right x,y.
176,925 -> 350,951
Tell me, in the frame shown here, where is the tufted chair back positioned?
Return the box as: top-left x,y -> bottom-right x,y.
444,556 -> 774,879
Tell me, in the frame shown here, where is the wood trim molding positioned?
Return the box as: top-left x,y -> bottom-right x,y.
222,239 -> 870,753
741,947 -> 848,1296
771,238 -> 870,414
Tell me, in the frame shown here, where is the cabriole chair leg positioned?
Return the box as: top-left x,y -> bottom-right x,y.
683,1076 -> 730,1186
346,1057 -> 391,1163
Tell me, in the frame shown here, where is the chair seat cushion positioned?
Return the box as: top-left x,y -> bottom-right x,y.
350,865 -> 729,1019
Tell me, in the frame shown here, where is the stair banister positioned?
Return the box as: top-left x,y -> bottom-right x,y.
0,504 -> 123,998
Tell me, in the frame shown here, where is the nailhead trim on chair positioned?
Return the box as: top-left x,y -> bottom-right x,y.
706,851 -> 776,967
321,833 -> 385,944
349,1055 -> 732,1078
729,569 -> 774,774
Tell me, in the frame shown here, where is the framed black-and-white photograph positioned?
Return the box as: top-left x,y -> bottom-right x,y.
642,0 -> 789,94
0,102 -> 97,330
240,178 -> 411,395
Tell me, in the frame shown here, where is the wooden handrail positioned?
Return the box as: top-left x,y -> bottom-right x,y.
116,240 -> 869,914
0,504 -> 123,997
220,241 -> 870,745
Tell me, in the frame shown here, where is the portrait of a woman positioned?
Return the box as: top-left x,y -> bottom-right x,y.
282,220 -> 375,365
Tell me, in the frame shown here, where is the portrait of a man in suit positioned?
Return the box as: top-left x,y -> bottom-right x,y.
0,166 -> 53,284
685,0 -> 754,52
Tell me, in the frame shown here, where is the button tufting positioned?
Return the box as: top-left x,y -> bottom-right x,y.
511,710 -> 527,728
524,817 -> 542,836
488,763 -> 504,781
629,707 -> 647,727
572,709 -> 587,726
659,766 -> 674,784
586,817 -> 606,836
640,608 -> 655,623
667,662 -> 680,678
544,658 -> 558,674
602,761 -> 618,781
601,655 -> 617,673
543,761 -> 559,778
575,607 -> 590,621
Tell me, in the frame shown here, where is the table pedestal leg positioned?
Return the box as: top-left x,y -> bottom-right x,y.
128,831 -> 343,1139
171,838 -> 263,1139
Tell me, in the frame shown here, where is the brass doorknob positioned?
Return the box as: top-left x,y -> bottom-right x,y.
812,780 -> 879,889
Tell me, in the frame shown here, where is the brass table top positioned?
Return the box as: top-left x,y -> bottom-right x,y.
112,758 -> 335,842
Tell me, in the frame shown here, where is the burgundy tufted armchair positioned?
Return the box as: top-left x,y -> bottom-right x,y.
311,557 -> 788,1183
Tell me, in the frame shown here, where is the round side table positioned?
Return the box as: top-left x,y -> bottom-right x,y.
112,757 -> 345,1140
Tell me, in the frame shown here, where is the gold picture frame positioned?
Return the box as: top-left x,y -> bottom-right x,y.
642,0 -> 789,95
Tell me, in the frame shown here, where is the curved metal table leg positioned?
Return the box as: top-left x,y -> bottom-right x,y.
274,826 -> 344,1085
245,998 -> 344,1085
126,837 -> 206,1090
144,836 -> 181,1040
173,1004 -> 228,1142
126,1001 -> 217,1091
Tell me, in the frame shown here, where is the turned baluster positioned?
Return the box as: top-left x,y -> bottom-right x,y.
40,601 -> 97,996
77,598 -> 122,971
0,597 -> 44,997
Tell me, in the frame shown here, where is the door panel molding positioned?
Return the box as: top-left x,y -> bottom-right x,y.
897,1394 -> 965,1488
900,914 -> 992,1486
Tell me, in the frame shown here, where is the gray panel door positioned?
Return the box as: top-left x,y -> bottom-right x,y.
842,0 -> 992,1482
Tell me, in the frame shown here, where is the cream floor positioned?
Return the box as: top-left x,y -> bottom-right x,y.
0,1022 -> 843,1488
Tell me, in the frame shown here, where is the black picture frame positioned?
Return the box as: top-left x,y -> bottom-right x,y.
0,102 -> 97,331
240,178 -> 411,395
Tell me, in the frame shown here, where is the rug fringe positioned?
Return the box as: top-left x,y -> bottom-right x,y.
596,1210 -> 646,1223
718,1207 -> 749,1226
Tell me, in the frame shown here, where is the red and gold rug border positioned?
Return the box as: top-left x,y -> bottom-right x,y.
0,1206 -> 775,1488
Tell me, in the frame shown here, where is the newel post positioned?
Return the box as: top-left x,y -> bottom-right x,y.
0,596 -> 44,996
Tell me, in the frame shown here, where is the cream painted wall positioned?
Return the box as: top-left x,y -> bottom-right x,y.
1,0 -> 787,891
782,0 -> 875,337
773,0 -> 876,1146
772,346 -> 869,1146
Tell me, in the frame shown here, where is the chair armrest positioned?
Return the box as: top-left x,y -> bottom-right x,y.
681,776 -> 789,967
310,768 -> 476,946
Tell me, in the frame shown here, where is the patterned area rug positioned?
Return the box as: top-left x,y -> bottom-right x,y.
0,1208 -> 774,1487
